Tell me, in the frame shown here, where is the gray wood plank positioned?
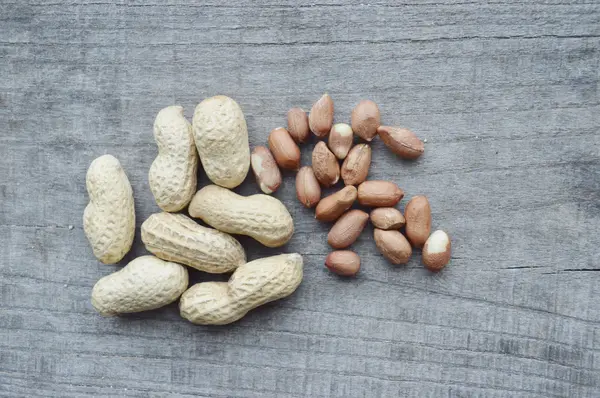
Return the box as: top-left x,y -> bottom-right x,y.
0,0 -> 599,397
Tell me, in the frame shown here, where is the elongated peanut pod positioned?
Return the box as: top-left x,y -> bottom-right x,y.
141,212 -> 246,274
149,106 -> 198,212
193,96 -> 250,188
189,185 -> 294,247
180,253 -> 303,325
83,155 -> 135,264
92,256 -> 188,316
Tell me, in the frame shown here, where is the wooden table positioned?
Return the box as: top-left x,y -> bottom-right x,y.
1,1 -> 599,396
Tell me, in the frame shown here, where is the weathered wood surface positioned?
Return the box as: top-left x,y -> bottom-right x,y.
1,1 -> 599,397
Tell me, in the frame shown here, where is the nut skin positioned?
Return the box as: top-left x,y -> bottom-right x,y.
141,212 -> 246,274
149,105 -> 198,212
357,181 -> 404,207
374,229 -> 412,265
377,126 -> 424,159
309,93 -> 334,137
404,195 -> 431,248
251,146 -> 282,194
351,100 -> 380,141
328,123 -> 354,160
296,166 -> 321,208
370,207 -> 406,230
84,155 -> 135,264
327,210 -> 369,249
312,141 -> 340,187
268,127 -> 301,170
325,251 -> 361,276
422,230 -> 451,272
193,95 -> 250,188
92,255 -> 189,316
287,107 -> 310,144
179,253 -> 303,325
341,144 -> 371,186
315,185 -> 358,222
189,185 -> 294,248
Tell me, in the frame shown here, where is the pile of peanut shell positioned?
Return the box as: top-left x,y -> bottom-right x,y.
251,94 -> 452,277
84,98 -> 303,325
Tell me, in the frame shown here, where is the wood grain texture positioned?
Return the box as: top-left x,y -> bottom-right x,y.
1,0 -> 599,396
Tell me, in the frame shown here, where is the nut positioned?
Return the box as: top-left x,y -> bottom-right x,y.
287,107 -> 310,144
351,100 -> 380,141
92,256 -> 188,316
179,253 -> 303,325
315,185 -> 358,222
193,95 -> 250,188
312,141 -> 340,187
328,123 -> 354,159
251,146 -> 282,194
423,230 -> 451,272
370,207 -> 405,230
374,229 -> 412,264
296,166 -> 321,208
325,251 -> 361,276
341,143 -> 371,186
377,126 -> 424,159
327,210 -> 369,249
309,93 -> 334,137
83,155 -> 135,264
357,180 -> 404,207
268,127 -> 301,170
189,185 -> 294,248
141,212 -> 246,274
404,195 -> 431,248
149,106 -> 198,212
